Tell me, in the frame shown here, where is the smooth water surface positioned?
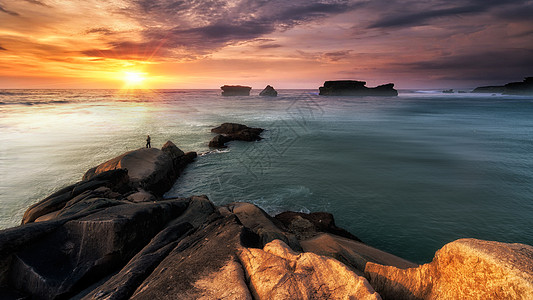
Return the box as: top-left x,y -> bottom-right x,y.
1,89 -> 532,263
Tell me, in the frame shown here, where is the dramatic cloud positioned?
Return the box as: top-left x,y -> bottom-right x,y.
0,4 -> 19,16
84,0 -> 359,59
22,0 -> 49,6
0,0 -> 532,88
368,0 -> 532,28
323,50 -> 353,62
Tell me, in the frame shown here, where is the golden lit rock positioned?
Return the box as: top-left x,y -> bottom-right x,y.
365,238 -> 533,299
239,239 -> 381,300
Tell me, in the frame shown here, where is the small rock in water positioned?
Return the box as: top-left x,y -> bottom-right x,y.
209,123 -> 264,148
259,85 -> 277,97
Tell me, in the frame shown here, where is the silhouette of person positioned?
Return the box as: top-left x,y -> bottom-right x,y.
146,135 -> 151,148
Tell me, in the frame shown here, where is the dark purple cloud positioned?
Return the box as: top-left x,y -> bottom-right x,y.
257,43 -> 283,49
368,0 -> 532,29
85,27 -> 115,35
323,50 -> 352,61
84,0 -> 358,59
394,48 -> 533,85
22,0 -> 49,6
0,4 -> 19,16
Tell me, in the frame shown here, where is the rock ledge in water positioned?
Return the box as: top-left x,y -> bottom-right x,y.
209,123 -> 264,148
473,77 -> 533,95
319,80 -> 398,96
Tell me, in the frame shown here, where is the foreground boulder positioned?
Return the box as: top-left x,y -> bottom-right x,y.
6,142 -> 533,299
259,85 -> 278,97
473,77 -> 533,95
8,144 -> 392,299
21,169 -> 130,224
319,80 -> 398,96
5,196 -> 384,298
239,239 -> 381,299
365,238 -> 533,299
83,141 -> 196,196
221,85 -> 251,96
22,141 -> 196,225
209,123 -> 264,148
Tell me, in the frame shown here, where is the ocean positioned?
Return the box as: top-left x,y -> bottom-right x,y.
1,89 -> 533,264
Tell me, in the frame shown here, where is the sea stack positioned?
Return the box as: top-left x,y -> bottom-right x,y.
319,80 -> 398,96
259,85 -> 278,97
473,77 -> 533,95
221,85 -> 252,96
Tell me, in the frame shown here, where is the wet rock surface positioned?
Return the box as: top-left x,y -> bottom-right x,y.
365,238 -> 533,300
4,139 -> 533,299
209,123 -> 264,148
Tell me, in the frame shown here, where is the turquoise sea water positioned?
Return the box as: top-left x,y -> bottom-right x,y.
1,89 -> 533,263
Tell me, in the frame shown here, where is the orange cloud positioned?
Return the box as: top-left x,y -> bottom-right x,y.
0,0 -> 532,89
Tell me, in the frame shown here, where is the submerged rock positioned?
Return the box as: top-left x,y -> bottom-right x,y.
221,85 -> 251,96
365,238 -> 533,299
473,77 -> 533,95
259,85 -> 278,97
209,123 -> 264,148
208,134 -> 232,148
319,80 -> 398,96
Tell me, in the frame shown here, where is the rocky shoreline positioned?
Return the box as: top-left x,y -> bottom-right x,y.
473,77 -> 533,95
1,124 -> 532,299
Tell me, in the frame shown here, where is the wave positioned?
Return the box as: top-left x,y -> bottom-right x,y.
0,100 -> 72,106
198,149 -> 231,156
0,91 -> 25,96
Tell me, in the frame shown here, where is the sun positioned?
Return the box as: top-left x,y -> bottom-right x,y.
122,71 -> 148,88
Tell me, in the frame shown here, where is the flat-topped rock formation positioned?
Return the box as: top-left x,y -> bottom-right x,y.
473,77 -> 533,95
319,80 -> 398,96
221,85 -> 251,96
3,137 -> 533,299
209,122 -> 264,148
259,85 -> 277,97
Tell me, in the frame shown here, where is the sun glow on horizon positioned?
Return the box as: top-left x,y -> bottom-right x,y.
122,71 -> 148,88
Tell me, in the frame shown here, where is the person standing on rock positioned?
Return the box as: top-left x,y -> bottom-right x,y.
146,135 -> 151,148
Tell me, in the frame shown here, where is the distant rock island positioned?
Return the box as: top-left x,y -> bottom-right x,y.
473,77 -> 533,95
221,85 -> 251,96
319,80 -> 398,96
259,85 -> 277,97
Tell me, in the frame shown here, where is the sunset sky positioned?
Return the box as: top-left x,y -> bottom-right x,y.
1,0 -> 532,89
